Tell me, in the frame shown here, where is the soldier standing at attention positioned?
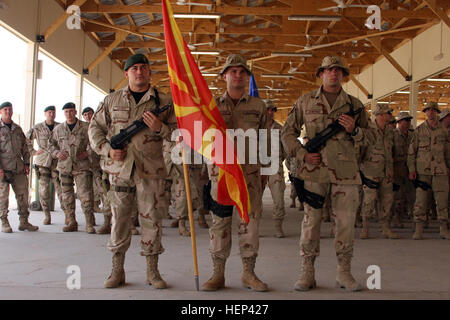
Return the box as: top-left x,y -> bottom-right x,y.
201,54 -> 269,292
0,102 -> 39,233
88,53 -> 177,289
50,102 -> 96,234
26,105 -> 65,225
263,99 -> 288,238
281,56 -> 375,292
392,111 -> 415,228
359,104 -> 399,239
408,102 -> 450,240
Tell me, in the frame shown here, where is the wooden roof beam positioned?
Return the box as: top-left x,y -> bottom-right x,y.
368,37 -> 410,80
86,31 -> 128,74
422,0 -> 450,28
43,0 -> 88,40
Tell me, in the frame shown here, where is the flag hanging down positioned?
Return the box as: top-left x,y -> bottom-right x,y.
162,0 -> 250,224
249,74 -> 259,97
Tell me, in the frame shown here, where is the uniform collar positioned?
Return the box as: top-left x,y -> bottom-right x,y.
0,119 -> 17,130
64,118 -> 80,132
121,85 -> 156,100
219,91 -> 250,104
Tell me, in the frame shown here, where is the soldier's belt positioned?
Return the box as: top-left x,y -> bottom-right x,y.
289,174 -> 325,209
110,185 -> 136,193
360,172 -> 380,189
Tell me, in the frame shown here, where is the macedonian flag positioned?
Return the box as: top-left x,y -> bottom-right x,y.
162,0 -> 250,223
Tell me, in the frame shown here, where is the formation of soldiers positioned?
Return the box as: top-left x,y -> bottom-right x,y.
0,53 -> 448,293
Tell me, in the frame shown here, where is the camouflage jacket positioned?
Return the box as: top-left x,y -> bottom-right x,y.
208,92 -> 268,178
49,119 -> 91,174
281,87 -> 374,184
360,120 -> 394,181
393,128 -> 413,183
26,121 -> 60,168
268,120 -> 287,176
88,86 -> 177,180
0,120 -> 30,173
407,121 -> 450,176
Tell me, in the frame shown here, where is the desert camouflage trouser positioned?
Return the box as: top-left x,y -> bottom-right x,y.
107,173 -> 169,256
0,173 -> 29,218
361,177 -> 394,223
393,177 -> 415,219
267,172 -> 286,220
93,170 -> 111,217
189,165 -> 208,213
37,166 -> 65,213
301,181 -> 360,258
168,166 -> 200,220
413,174 -> 449,223
209,171 -> 263,259
59,170 -> 94,218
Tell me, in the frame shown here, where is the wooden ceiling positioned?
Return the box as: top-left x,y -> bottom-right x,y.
52,0 -> 450,123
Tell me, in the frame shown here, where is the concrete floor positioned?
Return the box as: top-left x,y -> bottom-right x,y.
1,186 -> 449,300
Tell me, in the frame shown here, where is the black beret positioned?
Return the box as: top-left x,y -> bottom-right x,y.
44,105 -> 56,112
124,53 -> 149,71
0,101 -> 12,109
62,102 -> 76,110
82,107 -> 94,115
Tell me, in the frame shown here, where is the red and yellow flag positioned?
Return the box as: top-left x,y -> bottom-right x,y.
162,0 -> 250,224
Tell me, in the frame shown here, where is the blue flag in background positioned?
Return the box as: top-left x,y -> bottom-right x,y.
249,74 -> 259,97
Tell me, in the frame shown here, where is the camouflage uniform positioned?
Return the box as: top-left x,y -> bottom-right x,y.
0,119 -> 39,232
207,92 -> 267,261
88,85 -> 176,260
50,119 -> 96,233
163,139 -> 201,236
26,121 -> 66,223
359,111 -> 399,239
392,124 -> 415,226
266,121 -> 286,218
407,104 -> 450,239
282,56 -> 375,292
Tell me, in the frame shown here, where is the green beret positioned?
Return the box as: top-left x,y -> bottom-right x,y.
82,107 -> 94,115
124,53 -> 149,71
62,102 -> 76,110
44,105 -> 56,112
0,102 -> 12,110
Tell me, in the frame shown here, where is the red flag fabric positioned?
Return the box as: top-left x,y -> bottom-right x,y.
162,0 -> 250,223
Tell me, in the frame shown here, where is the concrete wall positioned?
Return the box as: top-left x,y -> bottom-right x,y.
344,22 -> 450,105
0,0 -> 123,93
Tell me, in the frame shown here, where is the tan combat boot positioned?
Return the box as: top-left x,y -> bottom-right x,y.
1,217 -> 12,233
63,213 -> 78,232
96,215 -> 111,234
197,210 -> 209,229
294,256 -> 316,291
104,252 -> 126,288
359,218 -> 369,239
439,222 -> 450,240
241,257 -> 268,292
18,216 -> 39,232
178,218 -> 190,237
85,213 -> 96,234
146,255 -> 167,289
335,256 -> 362,292
43,210 -> 51,225
381,221 -> 400,239
412,222 -> 424,240
201,256 -> 226,291
274,219 -> 285,238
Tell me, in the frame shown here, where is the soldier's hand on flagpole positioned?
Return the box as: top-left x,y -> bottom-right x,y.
143,111 -> 162,133
23,165 -> 30,175
338,114 -> 356,133
110,146 -> 127,161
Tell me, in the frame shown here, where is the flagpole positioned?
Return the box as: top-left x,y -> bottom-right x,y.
181,145 -> 200,291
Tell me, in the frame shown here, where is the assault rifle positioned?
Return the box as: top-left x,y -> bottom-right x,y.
290,103 -> 363,209
109,88 -> 171,150
305,107 -> 363,153
412,179 -> 431,191
109,104 -> 170,150
360,171 -> 380,189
